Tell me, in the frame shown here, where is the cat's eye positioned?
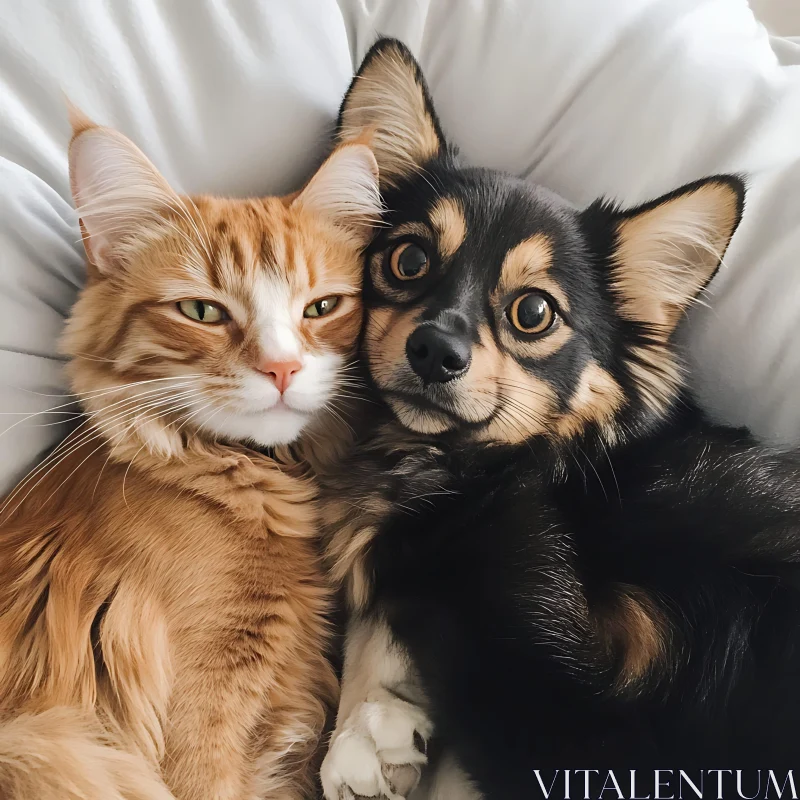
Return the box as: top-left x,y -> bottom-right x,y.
304,296 -> 340,318
177,300 -> 229,324
508,292 -> 555,335
389,242 -> 429,281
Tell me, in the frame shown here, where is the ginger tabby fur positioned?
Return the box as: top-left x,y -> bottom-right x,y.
0,113 -> 381,800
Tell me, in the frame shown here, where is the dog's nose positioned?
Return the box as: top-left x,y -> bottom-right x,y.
406,325 -> 471,384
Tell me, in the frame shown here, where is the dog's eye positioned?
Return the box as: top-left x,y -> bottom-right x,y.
390,242 -> 429,281
508,292 -> 555,334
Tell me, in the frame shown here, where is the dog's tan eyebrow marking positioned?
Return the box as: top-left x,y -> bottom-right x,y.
389,221 -> 434,240
496,234 -> 570,313
429,197 -> 466,260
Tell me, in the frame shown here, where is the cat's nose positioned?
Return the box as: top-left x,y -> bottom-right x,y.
258,359 -> 302,393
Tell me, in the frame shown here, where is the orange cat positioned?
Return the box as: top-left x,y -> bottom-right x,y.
0,114 -> 380,800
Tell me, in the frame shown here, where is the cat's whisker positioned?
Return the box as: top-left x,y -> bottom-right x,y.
90,390 -> 208,500
334,377 -> 367,388
76,374 -> 204,400
2,416 -> 83,430
331,391 -> 376,405
2,379 -> 199,430
10,374 -> 199,400
0,383 -> 198,501
0,411 -> 83,416
0,377 -> 201,439
70,351 -> 164,366
323,404 -> 356,438
35,389 -> 204,511
1,386 -> 203,517
109,396 -> 213,506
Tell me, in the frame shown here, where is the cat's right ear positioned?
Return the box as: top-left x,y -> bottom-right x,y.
68,106 -> 180,274
336,38 -> 446,188
291,143 -> 381,246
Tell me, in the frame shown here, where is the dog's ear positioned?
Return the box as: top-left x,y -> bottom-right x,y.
582,175 -> 745,415
584,176 -> 745,336
336,38 -> 446,188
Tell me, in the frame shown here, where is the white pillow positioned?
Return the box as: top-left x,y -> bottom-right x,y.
1,0 -> 799,494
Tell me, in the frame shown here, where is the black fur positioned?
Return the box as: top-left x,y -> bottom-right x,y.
334,39 -> 800,797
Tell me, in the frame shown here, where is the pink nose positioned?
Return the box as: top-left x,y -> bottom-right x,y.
257,359 -> 302,393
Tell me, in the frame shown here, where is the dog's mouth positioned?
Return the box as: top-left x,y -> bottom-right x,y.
380,385 -> 497,435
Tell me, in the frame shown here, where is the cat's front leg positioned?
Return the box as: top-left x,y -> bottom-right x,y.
163,661 -> 266,800
321,617 -> 433,800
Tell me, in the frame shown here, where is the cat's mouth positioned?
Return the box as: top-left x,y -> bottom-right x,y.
190,397 -> 315,449
242,399 -> 312,418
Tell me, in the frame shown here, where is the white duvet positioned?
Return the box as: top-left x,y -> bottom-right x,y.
2,0 -> 800,493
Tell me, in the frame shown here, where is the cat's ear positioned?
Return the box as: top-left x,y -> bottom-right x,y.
590,176 -> 745,335
336,38 -> 446,188
291,143 -> 381,245
68,107 -> 181,274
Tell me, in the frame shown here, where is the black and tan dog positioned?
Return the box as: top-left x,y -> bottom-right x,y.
319,39 -> 800,800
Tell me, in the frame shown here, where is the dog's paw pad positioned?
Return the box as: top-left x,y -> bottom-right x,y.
384,763 -> 421,796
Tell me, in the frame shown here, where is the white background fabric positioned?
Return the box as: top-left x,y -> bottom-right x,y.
1,0 -> 800,494
750,0 -> 800,35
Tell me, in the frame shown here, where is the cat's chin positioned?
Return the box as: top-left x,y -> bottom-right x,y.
198,405 -> 312,448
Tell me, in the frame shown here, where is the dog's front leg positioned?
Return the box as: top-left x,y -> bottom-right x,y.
321,616 -> 432,800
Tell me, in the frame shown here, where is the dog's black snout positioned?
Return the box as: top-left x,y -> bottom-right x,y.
406,325 -> 471,384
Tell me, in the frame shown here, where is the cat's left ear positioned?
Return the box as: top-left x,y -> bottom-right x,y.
586,176 -> 745,335
291,143 -> 381,246
68,104 -> 182,276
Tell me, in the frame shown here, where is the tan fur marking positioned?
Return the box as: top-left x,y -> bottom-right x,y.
552,361 -> 625,441
594,585 -> 671,691
324,487 -> 391,612
393,403 -> 455,435
499,319 -> 573,361
429,197 -> 466,260
496,234 -> 569,312
627,344 -> 683,415
363,307 -> 417,391
473,326 -> 557,444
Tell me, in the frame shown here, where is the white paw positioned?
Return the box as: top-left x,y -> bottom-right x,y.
321,689 -> 433,800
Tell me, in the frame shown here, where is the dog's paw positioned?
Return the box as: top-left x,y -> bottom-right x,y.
321,689 -> 432,800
